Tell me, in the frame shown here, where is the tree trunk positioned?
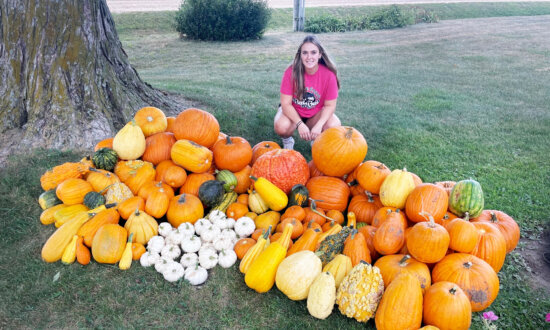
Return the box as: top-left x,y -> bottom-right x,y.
0,0 -> 189,158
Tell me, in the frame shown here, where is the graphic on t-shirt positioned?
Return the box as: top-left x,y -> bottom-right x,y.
293,87 -> 320,109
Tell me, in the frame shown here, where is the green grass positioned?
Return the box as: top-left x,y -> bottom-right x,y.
2,4 -> 550,329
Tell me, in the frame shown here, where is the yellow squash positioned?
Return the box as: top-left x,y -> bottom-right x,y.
119,233 -> 134,270
244,224 -> 293,293
40,204 -> 67,225
254,211 -> 280,233
53,204 -> 89,227
239,226 -> 271,274
250,176 -> 288,211
61,235 -> 79,265
247,189 -> 269,214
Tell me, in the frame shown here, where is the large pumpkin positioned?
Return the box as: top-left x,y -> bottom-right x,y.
423,281 -> 472,330
312,126 -> 368,177
448,179 -> 484,218
172,108 -> 220,148
141,132 -> 176,165
251,149 -> 309,194
470,222 -> 507,272
432,253 -> 499,312
91,224 -> 127,264
306,176 -> 350,212
374,254 -> 431,293
375,272 -> 423,330
166,193 -> 204,226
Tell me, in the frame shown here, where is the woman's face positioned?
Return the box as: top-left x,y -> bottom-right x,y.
300,42 -> 322,73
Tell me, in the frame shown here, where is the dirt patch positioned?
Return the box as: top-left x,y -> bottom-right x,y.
519,228 -> 550,295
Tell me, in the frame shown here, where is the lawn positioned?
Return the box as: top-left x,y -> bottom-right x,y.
1,3 -> 549,329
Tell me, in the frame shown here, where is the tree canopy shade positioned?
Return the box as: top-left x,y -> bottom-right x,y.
0,0 -> 188,157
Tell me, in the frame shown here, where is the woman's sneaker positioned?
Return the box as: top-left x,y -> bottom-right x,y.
282,136 -> 295,150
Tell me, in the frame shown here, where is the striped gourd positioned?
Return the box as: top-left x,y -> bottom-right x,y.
449,179 -> 484,218
210,191 -> 238,213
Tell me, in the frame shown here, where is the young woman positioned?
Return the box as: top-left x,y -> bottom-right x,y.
274,35 -> 341,149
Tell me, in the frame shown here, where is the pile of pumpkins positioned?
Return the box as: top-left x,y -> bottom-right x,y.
36,106 -> 521,329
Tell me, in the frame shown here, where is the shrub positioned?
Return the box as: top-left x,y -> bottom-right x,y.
366,5 -> 415,30
304,15 -> 347,33
175,0 -> 271,41
415,8 -> 440,24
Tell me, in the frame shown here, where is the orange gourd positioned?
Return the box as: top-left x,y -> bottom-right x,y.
470,222 -> 507,272
406,212 -> 450,264
355,160 -> 391,194
56,178 -> 94,205
171,139 -> 213,173
375,272 -> 423,330
117,196 -> 145,220
77,208 -> 121,247
287,228 -> 322,256
134,106 -> 167,137
405,183 -> 448,223
226,202 -> 249,220
75,236 -> 91,265
91,224 -> 127,264
347,192 -> 382,224
374,254 -> 431,293
234,238 -> 257,259
471,210 -> 520,253
166,193 -> 204,226
131,242 -> 147,260
233,165 -> 252,194
342,230 -> 371,265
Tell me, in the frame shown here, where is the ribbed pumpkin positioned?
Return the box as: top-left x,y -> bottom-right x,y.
375,272 -> 423,330
173,108 -> 220,148
448,179 -> 484,218
275,250 -> 322,300
94,137 -> 114,151
405,183 -> 448,223
212,136 -> 253,172
145,189 -> 170,218
161,163 -> 187,188
446,218 -> 480,253
56,178 -> 94,205
141,132 -> 176,165
134,106 -> 167,137
470,222 -> 507,272
423,281 -> 472,330
251,149 -> 309,194
355,160 -> 391,194
336,261 -> 384,322
117,160 -> 156,195
282,205 -> 306,222
112,119 -> 146,160
379,168 -> 415,209
251,141 -> 281,165
117,196 -> 145,220
180,172 -> 215,196
171,139 -> 213,174
40,161 -> 90,191
306,176 -> 350,212
312,126 -> 368,177
166,193 -> 204,226
472,210 -> 520,253
308,159 -> 324,178
77,208 -> 120,247
125,209 -> 159,245
374,254 -> 431,293
435,180 -> 456,197
373,216 -> 405,255
406,213 -> 450,263
91,224 -> 127,264
155,159 -> 175,181
432,253 -> 499,312
347,192 -> 382,224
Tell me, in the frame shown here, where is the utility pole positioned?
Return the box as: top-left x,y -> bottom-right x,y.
293,0 -> 305,31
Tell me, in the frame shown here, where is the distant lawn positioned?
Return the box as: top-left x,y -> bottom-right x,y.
2,4 -> 549,330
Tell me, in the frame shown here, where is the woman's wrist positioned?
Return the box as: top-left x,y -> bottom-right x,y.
295,120 -> 303,130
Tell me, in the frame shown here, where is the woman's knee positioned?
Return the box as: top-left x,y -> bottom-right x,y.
323,114 -> 341,130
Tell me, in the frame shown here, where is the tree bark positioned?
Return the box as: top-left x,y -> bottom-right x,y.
0,0 -> 189,157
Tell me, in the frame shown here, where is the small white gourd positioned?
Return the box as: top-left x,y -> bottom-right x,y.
180,253 -> 199,268
158,223 -> 174,237
201,225 -> 221,243
199,253 -> 218,269
185,265 -> 208,286
181,235 -> 202,253
194,218 -> 212,236
161,244 -> 181,260
147,236 -> 165,254
218,249 -> 237,268
163,262 -> 185,282
234,217 -> 255,238
139,251 -> 160,267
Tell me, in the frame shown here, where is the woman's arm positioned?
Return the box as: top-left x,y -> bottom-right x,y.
280,93 -> 312,140
309,98 -> 337,138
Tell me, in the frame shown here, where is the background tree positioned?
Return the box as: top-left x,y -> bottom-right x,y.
0,0 -> 189,158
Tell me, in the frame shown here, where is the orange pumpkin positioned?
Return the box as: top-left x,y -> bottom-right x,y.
405,183 -> 448,223
165,116 -> 176,133
117,196 -> 145,220
372,207 -> 406,228
234,238 -> 256,259
233,165 -> 252,194
76,237 -> 91,265
446,218 -> 480,253
134,106 -> 167,137
471,210 -> 520,253
166,194 -> 204,226
212,136 -> 253,172
251,141 -> 281,165
94,137 -> 114,151
373,216 -> 405,255
86,168 -> 120,192
141,132 -> 176,165
325,209 -> 345,225
343,230 -> 371,265
434,180 -> 456,197
138,181 -> 174,200
77,208 -> 121,247
306,176 -> 350,212
278,218 -> 303,240
56,178 -> 93,205
348,192 -> 382,224
155,159 -> 175,181
470,222 -> 507,272
91,224 -> 127,264
145,189 -> 170,218
423,281 -> 472,330
375,272 -> 423,330
344,163 -> 364,196
281,205 -> 306,222
432,253 -> 499,312
312,126 -> 368,177
308,159 -> 324,178
358,225 -> 379,261
173,108 -> 220,148
355,160 -> 391,194
406,213 -> 450,264
180,172 -> 216,196
374,254 -> 431,293
161,163 -> 187,188
131,242 -> 147,260
303,207 -> 327,227
226,202 -> 249,220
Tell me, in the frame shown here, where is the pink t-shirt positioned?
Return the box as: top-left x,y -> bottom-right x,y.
280,64 -> 338,118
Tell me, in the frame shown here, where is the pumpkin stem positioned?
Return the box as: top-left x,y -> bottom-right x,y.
309,198 -> 336,223
262,225 -> 272,239
104,203 -> 117,209
99,183 -> 114,195
463,261 -> 473,269
178,194 -> 187,204
365,191 -> 374,202
398,254 -> 411,266
449,286 -> 458,295
490,211 -> 498,223
419,211 -> 436,227
225,135 -> 232,144
344,127 -> 354,139
359,259 -> 372,266
347,179 -> 359,188
134,208 -> 141,216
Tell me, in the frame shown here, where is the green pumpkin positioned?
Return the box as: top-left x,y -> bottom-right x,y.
83,191 -> 106,209
288,184 -> 309,207
198,180 -> 225,208
38,189 -> 62,210
216,170 -> 238,192
449,179 -> 484,218
92,147 -> 118,172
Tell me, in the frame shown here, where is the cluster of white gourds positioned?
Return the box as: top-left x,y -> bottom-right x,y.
139,210 -> 256,285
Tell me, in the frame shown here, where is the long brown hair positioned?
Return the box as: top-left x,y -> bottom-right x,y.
292,35 -> 340,100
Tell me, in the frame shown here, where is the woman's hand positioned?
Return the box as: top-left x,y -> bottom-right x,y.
310,125 -> 323,141
297,122 -> 311,141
